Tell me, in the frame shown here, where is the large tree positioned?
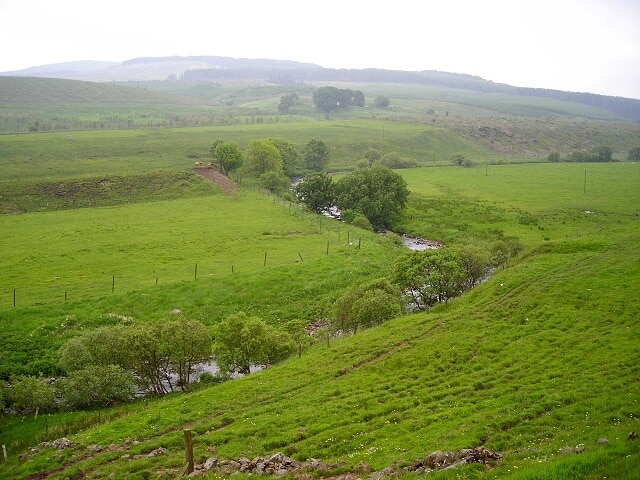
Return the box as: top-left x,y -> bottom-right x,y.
242,139 -> 284,178
303,139 -> 330,172
334,166 -> 409,230
268,137 -> 301,177
295,172 -> 335,213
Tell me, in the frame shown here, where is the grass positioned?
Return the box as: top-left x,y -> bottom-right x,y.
1,82 -> 639,478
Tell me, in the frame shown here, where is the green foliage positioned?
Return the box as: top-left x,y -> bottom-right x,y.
333,278 -> 403,333
158,320 -> 212,390
242,139 -> 284,178
267,138 -> 301,177
7,376 -> 56,414
312,86 -> 365,113
363,149 -> 383,166
294,173 -> 335,213
350,215 -> 374,231
393,248 -> 469,309
213,141 -> 244,174
335,167 -> 409,230
278,92 -> 300,114
259,170 -> 291,194
57,365 -> 136,410
548,152 -> 562,162
628,146 -> 640,161
303,138 -> 330,172
375,152 -> 418,169
212,312 -> 278,375
372,95 -> 390,108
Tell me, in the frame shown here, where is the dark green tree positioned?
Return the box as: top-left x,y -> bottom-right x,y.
303,139 -> 330,172
294,173 -> 335,213
212,312 -> 271,375
591,145 -> 613,162
278,92 -> 300,114
363,148 -> 383,166
333,278 -> 403,333
259,170 -> 291,194
58,365 -> 136,409
373,95 -> 390,108
160,320 -> 212,391
334,166 -> 409,230
268,138 -> 301,177
547,152 -> 562,163
628,147 -> 640,161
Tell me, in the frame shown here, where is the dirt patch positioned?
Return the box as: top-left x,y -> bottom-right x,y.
195,168 -> 239,195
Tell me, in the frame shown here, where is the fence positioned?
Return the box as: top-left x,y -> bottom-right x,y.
2,200 -> 366,309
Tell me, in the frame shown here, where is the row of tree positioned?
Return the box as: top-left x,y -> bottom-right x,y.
547,145 -> 640,163
209,137 -> 330,193
333,238 -> 523,333
312,86 -> 365,113
0,317 -> 310,413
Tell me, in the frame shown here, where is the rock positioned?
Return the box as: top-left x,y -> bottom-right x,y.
170,309 -> 182,315
203,457 -> 218,470
51,438 -> 74,449
87,444 -> 103,452
147,447 -> 167,458
629,431 -> 638,440
597,438 -> 610,444
575,444 -> 586,453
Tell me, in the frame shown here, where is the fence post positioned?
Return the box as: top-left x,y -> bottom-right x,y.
184,429 -> 194,474
112,275 -> 115,293
13,288 -> 16,307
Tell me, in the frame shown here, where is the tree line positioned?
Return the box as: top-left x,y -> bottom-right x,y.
548,145 -> 640,163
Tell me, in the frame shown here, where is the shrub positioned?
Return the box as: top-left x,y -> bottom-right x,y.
351,215 -> 374,231
376,152 -> 418,169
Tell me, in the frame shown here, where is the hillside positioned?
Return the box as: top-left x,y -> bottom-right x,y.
2,55 -> 639,121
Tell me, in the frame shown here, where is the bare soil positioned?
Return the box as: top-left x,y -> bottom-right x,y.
195,168 -> 239,195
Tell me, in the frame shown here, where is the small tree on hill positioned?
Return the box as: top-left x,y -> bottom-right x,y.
213,141 -> 243,175
628,147 -> 640,161
242,139 -> 284,178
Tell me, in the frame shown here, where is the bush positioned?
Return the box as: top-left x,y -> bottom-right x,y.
351,215 -> 373,231
57,365 -> 136,410
376,152 -> 418,169
8,375 -> 56,414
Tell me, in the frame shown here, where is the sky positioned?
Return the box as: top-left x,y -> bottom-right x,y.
1,0 -> 639,99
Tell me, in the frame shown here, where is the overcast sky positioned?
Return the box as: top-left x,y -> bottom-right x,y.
1,0 -> 638,98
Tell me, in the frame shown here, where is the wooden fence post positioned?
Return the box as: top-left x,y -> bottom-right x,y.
184,429 -> 194,474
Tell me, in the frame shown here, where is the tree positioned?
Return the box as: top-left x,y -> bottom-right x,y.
591,145 -> 613,162
268,138 -> 301,177
312,86 -> 365,112
303,139 -> 330,172
334,166 -> 409,230
278,93 -> 299,114
547,152 -> 562,163
214,141 -> 243,175
392,248 -> 468,310
373,95 -> 390,108
58,365 -> 136,410
8,375 -> 56,414
376,152 -> 418,169
628,147 -> 640,161
259,170 -> 291,194
58,326 -> 127,372
334,278 -> 403,333
294,173 -> 335,213
363,149 -> 383,166
160,320 -> 212,391
212,312 -> 270,375
242,139 -> 284,178
456,245 -> 492,289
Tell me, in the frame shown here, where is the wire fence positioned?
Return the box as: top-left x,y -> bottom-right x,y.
2,198 -> 366,309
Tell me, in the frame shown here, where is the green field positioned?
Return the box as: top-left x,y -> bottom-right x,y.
1,77 -> 639,479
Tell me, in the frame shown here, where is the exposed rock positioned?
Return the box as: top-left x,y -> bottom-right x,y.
597,438 -> 610,444
147,447 -> 167,457
170,309 -> 182,315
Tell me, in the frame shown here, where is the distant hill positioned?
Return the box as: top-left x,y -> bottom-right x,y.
1,55 -> 639,121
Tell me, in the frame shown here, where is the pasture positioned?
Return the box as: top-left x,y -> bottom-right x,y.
1,105 -> 639,478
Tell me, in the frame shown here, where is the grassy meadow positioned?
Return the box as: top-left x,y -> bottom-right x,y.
1,76 -> 639,479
